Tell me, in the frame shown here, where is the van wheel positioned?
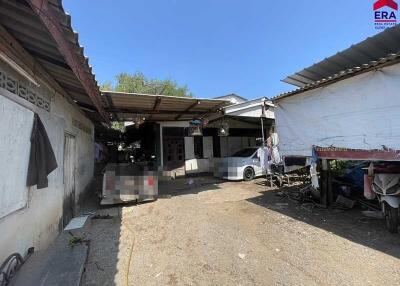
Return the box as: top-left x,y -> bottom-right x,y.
243,167 -> 255,181
385,203 -> 399,233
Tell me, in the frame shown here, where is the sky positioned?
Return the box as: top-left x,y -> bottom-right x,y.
63,0 -> 382,99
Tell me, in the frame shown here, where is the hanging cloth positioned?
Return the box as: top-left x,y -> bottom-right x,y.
26,114 -> 58,189
270,133 -> 281,164
258,147 -> 271,174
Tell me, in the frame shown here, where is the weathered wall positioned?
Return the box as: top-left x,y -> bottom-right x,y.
0,60 -> 94,263
184,136 -> 214,174
275,63 -> 400,157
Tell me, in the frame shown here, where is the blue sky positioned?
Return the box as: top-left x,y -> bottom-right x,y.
64,0 -> 381,99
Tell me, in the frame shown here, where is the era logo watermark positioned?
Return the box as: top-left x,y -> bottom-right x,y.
374,0 -> 398,29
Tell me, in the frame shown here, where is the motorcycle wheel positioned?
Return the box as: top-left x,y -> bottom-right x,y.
385,203 -> 399,233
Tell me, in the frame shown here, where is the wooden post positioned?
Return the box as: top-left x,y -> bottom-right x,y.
320,159 -> 328,207
260,117 -> 265,146
327,160 -> 333,206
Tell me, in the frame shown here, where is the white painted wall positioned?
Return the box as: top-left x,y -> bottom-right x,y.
184,137 -> 194,159
185,136 -> 214,174
275,63 -> 400,157
0,61 -> 94,263
223,98 -> 275,119
185,159 -> 211,173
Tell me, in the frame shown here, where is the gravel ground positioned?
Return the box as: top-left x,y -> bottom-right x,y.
81,177 -> 400,286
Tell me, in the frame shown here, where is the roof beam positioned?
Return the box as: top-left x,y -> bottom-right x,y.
0,23 -> 69,100
147,96 -> 162,120
26,0 -> 109,123
152,96 -> 162,112
175,100 -> 200,120
199,102 -> 226,119
107,108 -> 206,116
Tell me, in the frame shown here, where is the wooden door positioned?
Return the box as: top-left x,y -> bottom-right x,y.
163,138 -> 184,169
63,133 -> 76,228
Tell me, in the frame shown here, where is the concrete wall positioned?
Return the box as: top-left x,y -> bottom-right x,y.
184,136 -> 214,174
185,159 -> 212,173
0,60 -> 94,263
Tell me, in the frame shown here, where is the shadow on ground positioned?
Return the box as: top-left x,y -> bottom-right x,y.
79,167 -> 123,286
80,175 -> 223,285
158,176 -> 224,197
246,182 -> 400,259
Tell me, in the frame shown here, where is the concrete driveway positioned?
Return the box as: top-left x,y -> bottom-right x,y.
81,177 -> 400,286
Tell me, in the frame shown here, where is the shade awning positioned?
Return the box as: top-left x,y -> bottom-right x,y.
282,25 -> 400,88
0,0 -> 107,122
101,91 -> 230,122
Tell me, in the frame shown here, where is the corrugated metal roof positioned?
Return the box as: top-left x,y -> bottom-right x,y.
102,91 -> 230,122
0,0 -> 106,121
283,25 -> 400,87
273,51 -> 400,102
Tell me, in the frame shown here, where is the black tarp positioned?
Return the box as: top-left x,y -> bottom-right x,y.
26,114 -> 58,189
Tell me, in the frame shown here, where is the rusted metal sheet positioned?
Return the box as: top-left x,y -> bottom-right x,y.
314,146 -> 400,161
102,91 -> 229,121
26,0 -> 109,122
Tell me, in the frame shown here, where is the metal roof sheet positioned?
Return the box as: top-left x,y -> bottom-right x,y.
273,51 -> 400,102
283,25 -> 400,88
0,0 -> 107,121
102,91 -> 230,122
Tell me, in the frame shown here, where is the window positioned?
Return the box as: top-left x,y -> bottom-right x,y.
0,94 -> 34,218
194,136 -> 203,159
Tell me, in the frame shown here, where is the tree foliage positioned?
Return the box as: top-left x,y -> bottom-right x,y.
101,72 -> 192,131
101,72 -> 192,97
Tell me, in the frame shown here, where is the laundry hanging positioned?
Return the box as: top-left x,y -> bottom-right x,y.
26,114 -> 58,189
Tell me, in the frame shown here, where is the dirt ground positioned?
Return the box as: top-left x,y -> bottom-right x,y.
81,176 -> 400,286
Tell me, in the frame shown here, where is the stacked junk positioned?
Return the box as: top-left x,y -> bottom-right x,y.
281,161 -> 400,233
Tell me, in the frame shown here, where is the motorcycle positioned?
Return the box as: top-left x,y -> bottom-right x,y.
372,172 -> 400,233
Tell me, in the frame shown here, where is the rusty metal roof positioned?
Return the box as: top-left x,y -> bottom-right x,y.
102,91 -> 230,122
282,25 -> 400,88
0,0 -> 107,121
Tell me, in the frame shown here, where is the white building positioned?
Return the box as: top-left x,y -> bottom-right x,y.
273,25 -> 400,163
213,93 -> 248,105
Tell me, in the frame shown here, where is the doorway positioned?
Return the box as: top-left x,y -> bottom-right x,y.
163,137 -> 185,169
63,133 -> 76,228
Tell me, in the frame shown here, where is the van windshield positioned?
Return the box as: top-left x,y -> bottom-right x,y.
231,148 -> 257,157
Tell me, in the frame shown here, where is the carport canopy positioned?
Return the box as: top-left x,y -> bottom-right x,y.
101,91 -> 230,122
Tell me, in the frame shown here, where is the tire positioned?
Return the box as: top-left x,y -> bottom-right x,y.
243,167 -> 255,181
385,203 -> 399,233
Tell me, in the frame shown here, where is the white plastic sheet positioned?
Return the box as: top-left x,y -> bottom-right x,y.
275,63 -> 400,158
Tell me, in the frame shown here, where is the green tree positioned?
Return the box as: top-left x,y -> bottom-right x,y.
102,72 -> 192,97
102,73 -> 192,131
